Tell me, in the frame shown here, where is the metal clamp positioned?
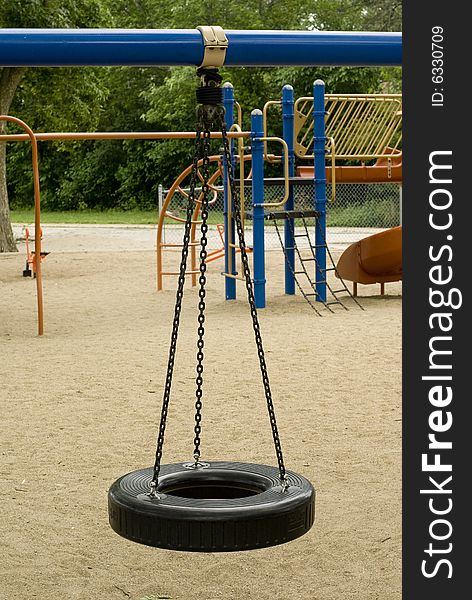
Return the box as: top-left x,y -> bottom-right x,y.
197,26 -> 228,68
147,480 -> 161,500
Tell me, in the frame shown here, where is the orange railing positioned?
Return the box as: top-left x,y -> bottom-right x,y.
0,116 -> 44,335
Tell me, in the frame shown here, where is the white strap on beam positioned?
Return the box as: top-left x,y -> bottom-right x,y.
197,26 -> 228,68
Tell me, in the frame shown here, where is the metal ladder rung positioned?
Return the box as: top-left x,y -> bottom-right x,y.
331,288 -> 348,294
311,244 -> 327,249
325,301 -> 343,306
221,272 -> 245,281
300,257 -> 316,262
301,281 -> 326,287
227,242 -> 253,252
323,267 -> 337,272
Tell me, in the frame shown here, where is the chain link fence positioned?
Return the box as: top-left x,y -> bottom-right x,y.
160,181 -> 401,250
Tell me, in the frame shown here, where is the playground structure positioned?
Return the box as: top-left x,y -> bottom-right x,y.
295,92 -> 403,295
336,225 -> 402,296
157,87 -> 402,305
0,28 -> 402,335
0,23 -> 402,569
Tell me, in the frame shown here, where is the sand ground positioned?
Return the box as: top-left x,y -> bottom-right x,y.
0,226 -> 401,600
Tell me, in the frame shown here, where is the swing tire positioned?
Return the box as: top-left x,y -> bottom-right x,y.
108,461 -> 315,552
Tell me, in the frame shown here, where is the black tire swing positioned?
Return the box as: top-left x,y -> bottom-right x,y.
108,69 -> 315,552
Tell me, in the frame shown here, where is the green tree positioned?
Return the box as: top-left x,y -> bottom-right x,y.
0,0 -> 112,251
38,66 -> 166,211
1,0 -> 402,243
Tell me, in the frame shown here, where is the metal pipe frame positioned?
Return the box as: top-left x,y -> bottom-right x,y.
253,137 -> 289,209
262,100 -> 282,163
282,85 -> 296,296
251,110 -> 266,309
313,80 -> 327,303
223,83 -> 237,300
0,29 -> 402,67
0,131 -> 249,142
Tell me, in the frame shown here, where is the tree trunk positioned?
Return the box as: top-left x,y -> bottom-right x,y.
0,67 -> 27,252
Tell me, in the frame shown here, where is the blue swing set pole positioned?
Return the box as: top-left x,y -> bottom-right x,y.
0,30 -> 402,67
313,80 -> 327,303
251,110 -> 266,309
222,83 -> 237,300
282,85 -> 295,296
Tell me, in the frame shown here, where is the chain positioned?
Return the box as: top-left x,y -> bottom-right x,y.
150,127 -> 202,495
219,115 -> 288,488
193,121 -> 212,465
150,72 -> 288,495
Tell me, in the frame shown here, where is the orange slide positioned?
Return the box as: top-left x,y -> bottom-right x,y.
336,226 -> 402,294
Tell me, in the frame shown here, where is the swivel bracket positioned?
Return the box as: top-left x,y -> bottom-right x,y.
197,26 -> 228,68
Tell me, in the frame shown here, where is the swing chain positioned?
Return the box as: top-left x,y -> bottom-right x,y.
150,124 -> 203,493
193,106 -> 223,465
219,116 -> 288,488
150,70 -> 288,494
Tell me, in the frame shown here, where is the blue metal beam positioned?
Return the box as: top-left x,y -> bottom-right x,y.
0,29 -> 401,67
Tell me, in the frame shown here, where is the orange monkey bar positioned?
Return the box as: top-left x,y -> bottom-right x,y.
0,131 -> 249,142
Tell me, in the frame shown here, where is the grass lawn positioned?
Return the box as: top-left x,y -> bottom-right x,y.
10,209 -> 160,225
11,202 -> 400,229
10,208 -> 229,226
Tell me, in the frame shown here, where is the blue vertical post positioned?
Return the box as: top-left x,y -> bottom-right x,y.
313,79 -> 327,302
223,82 -> 236,300
282,84 -> 295,295
251,109 -> 266,309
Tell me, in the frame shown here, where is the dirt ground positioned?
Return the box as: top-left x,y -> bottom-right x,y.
0,226 -> 401,600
